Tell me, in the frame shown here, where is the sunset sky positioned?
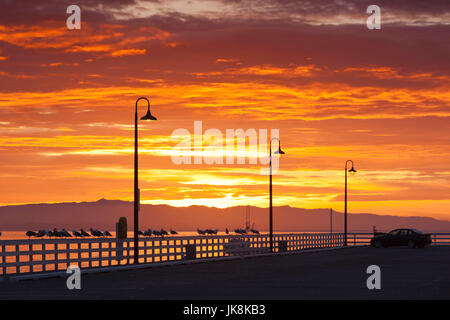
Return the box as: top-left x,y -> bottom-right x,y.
1,0 -> 449,220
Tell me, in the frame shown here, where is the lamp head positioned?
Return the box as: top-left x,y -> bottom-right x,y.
274,147 -> 285,155
140,107 -> 157,121
348,166 -> 357,175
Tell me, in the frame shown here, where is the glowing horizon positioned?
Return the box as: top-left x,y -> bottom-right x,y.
1,0 -> 449,220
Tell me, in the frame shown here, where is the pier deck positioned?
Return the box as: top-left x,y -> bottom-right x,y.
1,246 -> 449,299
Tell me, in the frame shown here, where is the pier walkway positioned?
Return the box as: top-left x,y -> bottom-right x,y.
1,245 -> 449,299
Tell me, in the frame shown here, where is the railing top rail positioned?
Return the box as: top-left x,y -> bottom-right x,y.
0,232 -> 346,245
1,232 -> 448,246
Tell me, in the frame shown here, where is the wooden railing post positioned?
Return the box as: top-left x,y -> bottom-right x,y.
55,242 -> 60,271
29,242 -> 33,273
66,242 -> 70,270
1,243 -> 6,278
88,242 -> 92,268
78,242 -> 82,268
42,243 -> 46,272
15,244 -> 19,274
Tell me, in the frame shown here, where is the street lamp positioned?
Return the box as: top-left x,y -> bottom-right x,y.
344,160 -> 356,246
134,97 -> 157,264
269,137 -> 285,253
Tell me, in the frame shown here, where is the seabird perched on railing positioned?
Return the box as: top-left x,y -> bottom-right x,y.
80,229 -> 90,237
152,230 -> 162,236
197,229 -> 205,235
61,229 -> 72,237
160,229 -> 168,236
53,228 -> 63,237
26,231 -> 37,238
90,228 -> 103,237
104,231 -> 112,237
225,228 -> 229,234
144,229 -> 152,237
170,229 -> 178,235
72,230 -> 82,237
250,229 -> 260,234
35,230 -> 46,237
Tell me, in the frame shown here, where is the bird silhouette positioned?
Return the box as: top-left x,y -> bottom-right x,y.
170,229 -> 178,235
80,229 -> 90,237
36,230 -> 47,237
61,229 -> 72,237
153,230 -> 162,237
225,228 -> 229,234
26,231 -> 37,238
90,228 -> 104,237
53,228 -> 63,237
197,229 -> 205,235
104,231 -> 112,237
72,230 -> 82,237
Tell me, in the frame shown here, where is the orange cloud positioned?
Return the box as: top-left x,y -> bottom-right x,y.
0,22 -> 170,57
110,48 -> 147,57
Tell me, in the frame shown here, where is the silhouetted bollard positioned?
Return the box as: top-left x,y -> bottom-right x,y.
278,240 -> 287,253
116,217 -> 127,262
184,244 -> 196,260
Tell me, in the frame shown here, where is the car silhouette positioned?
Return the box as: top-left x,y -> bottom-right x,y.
370,228 -> 432,248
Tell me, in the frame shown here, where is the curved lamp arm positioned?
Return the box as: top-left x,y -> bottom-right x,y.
136,97 -> 157,120
345,160 -> 354,170
135,97 -> 149,113
270,137 -> 282,156
345,160 -> 356,175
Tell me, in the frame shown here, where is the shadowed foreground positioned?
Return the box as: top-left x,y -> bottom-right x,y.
1,246 -> 450,299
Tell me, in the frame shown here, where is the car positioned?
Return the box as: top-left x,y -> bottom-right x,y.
370,228 -> 432,248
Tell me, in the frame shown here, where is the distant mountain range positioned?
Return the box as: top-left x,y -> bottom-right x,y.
0,199 -> 449,233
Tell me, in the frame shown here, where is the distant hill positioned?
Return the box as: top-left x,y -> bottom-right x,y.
0,199 -> 449,232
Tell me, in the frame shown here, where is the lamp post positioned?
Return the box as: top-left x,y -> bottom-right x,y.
344,160 -> 356,246
134,97 -> 157,264
269,137 -> 285,253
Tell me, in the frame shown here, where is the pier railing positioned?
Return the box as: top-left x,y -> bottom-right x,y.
0,233 -> 344,280
2,232 -> 448,280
